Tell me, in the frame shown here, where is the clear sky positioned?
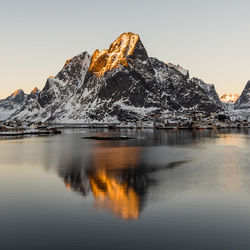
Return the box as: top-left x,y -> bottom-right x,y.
1,0 -> 250,99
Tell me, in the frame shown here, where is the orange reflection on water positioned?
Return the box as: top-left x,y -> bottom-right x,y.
89,146 -> 141,220
89,170 -> 140,220
65,181 -> 71,191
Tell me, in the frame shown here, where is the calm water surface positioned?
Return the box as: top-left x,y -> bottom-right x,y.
0,129 -> 250,250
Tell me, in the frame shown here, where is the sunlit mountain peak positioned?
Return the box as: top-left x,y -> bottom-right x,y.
31,87 -> 39,94
12,89 -> 24,97
88,32 -> 142,77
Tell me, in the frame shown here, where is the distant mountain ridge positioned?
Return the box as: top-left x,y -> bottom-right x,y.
2,32 -> 223,123
0,88 -> 40,121
220,94 -> 239,103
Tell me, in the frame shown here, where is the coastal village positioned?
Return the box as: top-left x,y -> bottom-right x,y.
0,120 -> 61,136
0,110 -> 249,136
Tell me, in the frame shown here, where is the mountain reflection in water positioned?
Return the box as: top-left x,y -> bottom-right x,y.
58,143 -> 189,220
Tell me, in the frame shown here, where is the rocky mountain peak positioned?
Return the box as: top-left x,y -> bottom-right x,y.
10,89 -> 26,104
31,87 -> 40,94
88,32 -> 148,77
0,89 -> 27,121
11,89 -> 24,97
54,51 -> 91,85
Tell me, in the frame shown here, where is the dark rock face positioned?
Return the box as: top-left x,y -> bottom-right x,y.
128,37 -> 149,62
234,81 -> 250,109
38,78 -> 55,108
12,33 -> 222,123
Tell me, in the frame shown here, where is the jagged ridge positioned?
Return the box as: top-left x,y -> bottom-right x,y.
0,88 -> 40,121
9,32 -> 222,123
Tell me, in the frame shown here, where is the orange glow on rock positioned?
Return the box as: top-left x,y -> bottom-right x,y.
63,58 -> 72,68
65,181 -> 71,191
31,87 -> 38,94
88,32 -> 140,77
12,89 -> 21,96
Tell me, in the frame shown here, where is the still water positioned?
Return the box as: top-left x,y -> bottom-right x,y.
0,129 -> 250,250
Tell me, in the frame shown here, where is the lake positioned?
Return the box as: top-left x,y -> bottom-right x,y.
0,129 -> 250,250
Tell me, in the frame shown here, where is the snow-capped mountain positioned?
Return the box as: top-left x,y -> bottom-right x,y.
0,90 -> 27,121
0,88 -> 41,121
12,32 -> 222,123
234,81 -> 250,110
220,94 -> 239,103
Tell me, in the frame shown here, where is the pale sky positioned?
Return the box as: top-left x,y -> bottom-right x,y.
0,0 -> 250,99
